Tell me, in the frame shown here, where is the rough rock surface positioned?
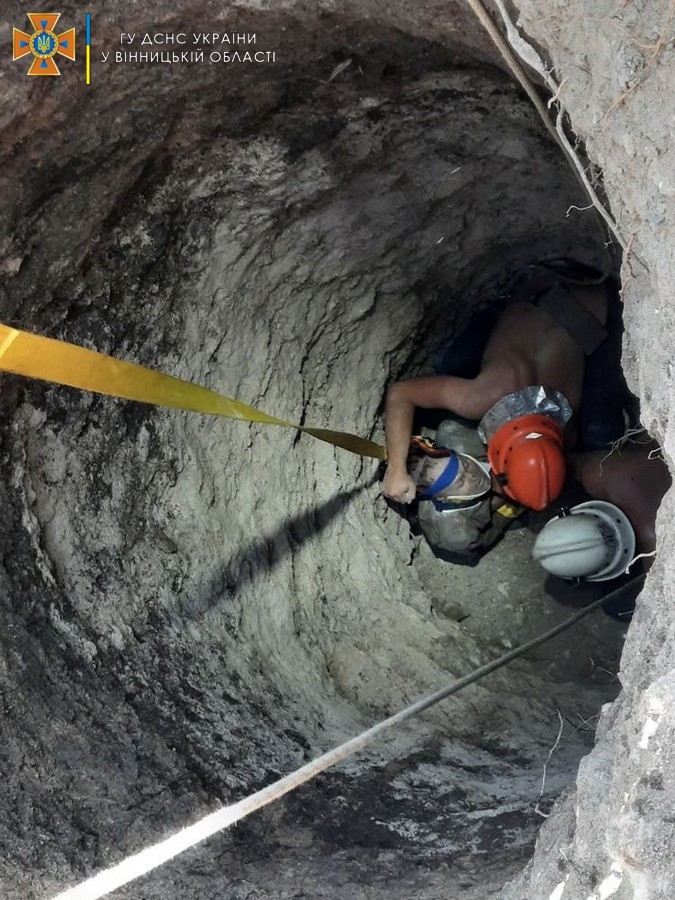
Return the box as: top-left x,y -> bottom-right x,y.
495,1 -> 675,898
0,1 -> 671,899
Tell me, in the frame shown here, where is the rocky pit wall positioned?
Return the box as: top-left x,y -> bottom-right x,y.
497,2 -> 675,899
0,1 -> 672,899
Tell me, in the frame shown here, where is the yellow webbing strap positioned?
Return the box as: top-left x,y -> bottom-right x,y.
495,500 -> 523,519
0,323 -> 387,460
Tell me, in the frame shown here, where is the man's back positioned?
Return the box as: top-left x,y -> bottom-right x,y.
479,282 -> 610,421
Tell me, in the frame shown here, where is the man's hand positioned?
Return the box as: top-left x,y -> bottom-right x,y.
382,469 -> 417,504
384,375 -> 480,502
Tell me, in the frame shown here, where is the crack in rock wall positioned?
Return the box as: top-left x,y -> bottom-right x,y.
0,2 -> 670,899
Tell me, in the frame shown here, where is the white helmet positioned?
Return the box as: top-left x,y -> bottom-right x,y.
532,500 -> 635,582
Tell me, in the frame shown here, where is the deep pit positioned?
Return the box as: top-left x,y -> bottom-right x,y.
1,2 -> 674,899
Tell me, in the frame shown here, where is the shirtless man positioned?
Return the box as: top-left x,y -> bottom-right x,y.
382,272 -> 611,505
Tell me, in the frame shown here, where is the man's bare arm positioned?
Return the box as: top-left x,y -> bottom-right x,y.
382,375 -> 479,502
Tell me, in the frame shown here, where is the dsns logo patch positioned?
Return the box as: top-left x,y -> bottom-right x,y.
13,13 -> 75,76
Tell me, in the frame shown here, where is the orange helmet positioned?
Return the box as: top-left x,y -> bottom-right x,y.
487,414 -> 566,510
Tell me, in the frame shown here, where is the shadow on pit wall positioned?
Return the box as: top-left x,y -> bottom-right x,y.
187,474 -> 378,619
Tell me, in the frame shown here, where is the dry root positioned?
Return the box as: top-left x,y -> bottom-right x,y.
605,0 -> 675,118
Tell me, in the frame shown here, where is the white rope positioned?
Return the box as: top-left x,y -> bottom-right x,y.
465,0 -> 628,250
50,576 -> 643,900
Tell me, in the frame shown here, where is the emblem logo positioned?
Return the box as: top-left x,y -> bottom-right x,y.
13,13 -> 76,76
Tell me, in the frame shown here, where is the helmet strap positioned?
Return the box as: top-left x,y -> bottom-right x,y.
419,452 -> 460,498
